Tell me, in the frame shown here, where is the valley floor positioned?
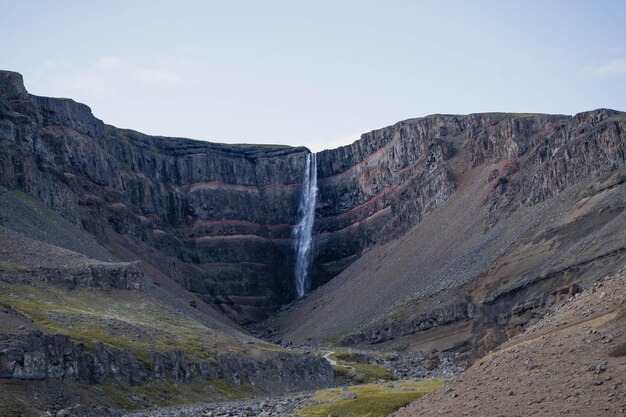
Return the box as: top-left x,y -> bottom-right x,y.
118,346 -> 463,417
117,268 -> 626,417
121,379 -> 444,417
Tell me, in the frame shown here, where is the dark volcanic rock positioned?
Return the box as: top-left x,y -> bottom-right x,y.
0,225 -> 143,290
1,70 -> 625,328
218,351 -> 335,393
0,71 -> 310,323
0,260 -> 143,290
0,331 -> 153,384
313,120 -> 456,286
0,71 -> 459,323
0,331 -> 334,391
0,71 -> 29,100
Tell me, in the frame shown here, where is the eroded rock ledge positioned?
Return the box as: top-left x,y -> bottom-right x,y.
0,331 -> 334,393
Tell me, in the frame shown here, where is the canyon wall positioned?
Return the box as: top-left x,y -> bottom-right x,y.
0,71 -> 458,322
0,71 -> 309,322
263,108 -> 626,353
1,70 -> 625,326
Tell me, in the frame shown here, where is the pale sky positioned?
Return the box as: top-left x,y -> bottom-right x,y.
1,1 -> 625,151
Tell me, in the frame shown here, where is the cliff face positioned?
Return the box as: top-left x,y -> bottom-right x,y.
310,110 -> 626,289
1,70 -> 625,328
313,119 -> 456,285
0,71 -> 458,323
0,331 -> 334,392
0,71 -> 312,322
263,109 -> 626,353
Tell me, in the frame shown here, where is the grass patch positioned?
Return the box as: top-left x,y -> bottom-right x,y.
329,352 -> 394,383
0,397 -> 24,416
335,352 -> 376,363
205,379 -> 258,401
297,379 -> 443,417
0,282 -> 252,363
258,342 -> 288,351
320,336 -> 343,345
99,378 -> 255,410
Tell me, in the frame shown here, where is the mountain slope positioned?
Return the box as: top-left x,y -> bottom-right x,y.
4,69 -> 623,331
0,187 -> 335,416
261,109 -> 626,355
1,69 -> 626,414
393,268 -> 626,416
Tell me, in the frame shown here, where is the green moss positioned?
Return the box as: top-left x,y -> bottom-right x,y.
300,392 -> 420,417
332,365 -> 352,379
258,342 -> 288,351
335,352 -> 373,363
101,380 -> 190,409
160,336 -> 217,362
100,378 -> 256,410
0,296 -> 147,358
350,363 -> 394,381
206,379 -> 258,401
100,382 -> 138,409
320,335 -> 344,346
0,282 -> 253,364
298,379 -> 444,417
328,352 -> 394,383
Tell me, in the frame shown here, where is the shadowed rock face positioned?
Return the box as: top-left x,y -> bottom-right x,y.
0,71 -> 310,322
0,71 -> 453,323
0,331 -> 334,392
1,70 -> 625,327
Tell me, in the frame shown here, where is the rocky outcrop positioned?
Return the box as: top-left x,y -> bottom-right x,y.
218,352 -> 335,393
479,110 -> 626,219
311,110 -> 626,288
340,302 -> 476,346
0,71 -> 459,322
0,224 -> 143,290
0,331 -> 334,392
0,71 -> 310,322
0,261 -> 143,290
392,271 -> 626,417
263,108 -> 626,353
0,331 -> 197,385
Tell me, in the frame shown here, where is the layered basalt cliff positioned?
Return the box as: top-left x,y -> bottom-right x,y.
264,109 -> 626,354
313,120 -> 456,285
310,110 -> 625,288
2,70 -> 625,329
0,71 -> 310,322
0,71 -> 458,322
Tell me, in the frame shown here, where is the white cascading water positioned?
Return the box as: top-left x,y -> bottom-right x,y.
294,153 -> 318,298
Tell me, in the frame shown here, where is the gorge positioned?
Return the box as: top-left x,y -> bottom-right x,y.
1,69 -> 625,415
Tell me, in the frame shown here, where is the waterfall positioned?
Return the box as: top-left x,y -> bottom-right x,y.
294,152 -> 318,299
